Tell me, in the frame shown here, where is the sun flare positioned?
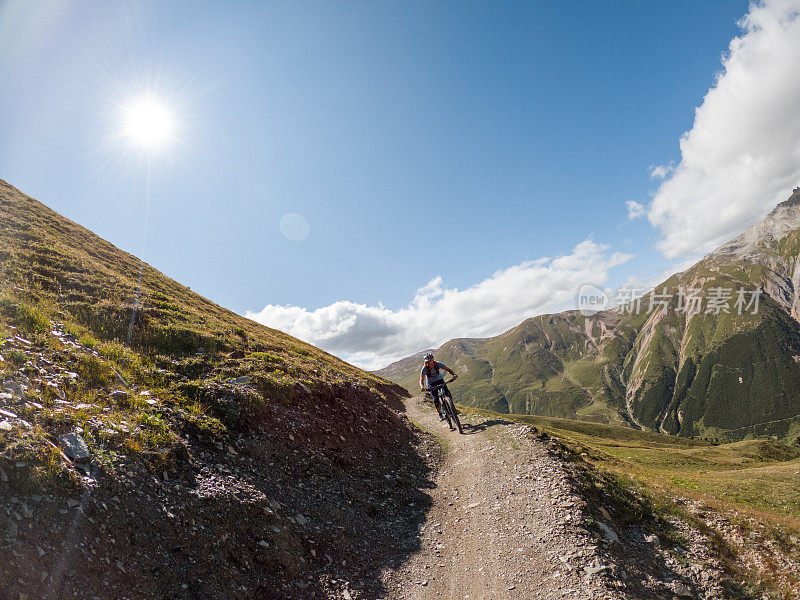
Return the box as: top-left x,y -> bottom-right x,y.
123,96 -> 174,148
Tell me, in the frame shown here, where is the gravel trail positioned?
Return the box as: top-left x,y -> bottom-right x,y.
384,395 -> 622,600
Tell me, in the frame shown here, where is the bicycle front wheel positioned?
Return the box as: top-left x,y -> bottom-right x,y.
444,391 -> 463,434
442,397 -> 453,429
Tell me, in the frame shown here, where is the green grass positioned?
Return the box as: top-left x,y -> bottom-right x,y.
75,354 -> 118,388
0,296 -> 50,334
6,350 -> 28,367
496,411 -> 800,521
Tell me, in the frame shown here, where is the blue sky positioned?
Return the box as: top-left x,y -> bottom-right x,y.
2,1 -> 800,368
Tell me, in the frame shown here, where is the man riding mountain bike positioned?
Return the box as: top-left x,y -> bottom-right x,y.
419,353 -> 458,421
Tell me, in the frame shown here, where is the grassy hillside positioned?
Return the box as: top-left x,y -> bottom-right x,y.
0,175 -> 410,480
0,179 -> 391,388
0,179 -> 433,599
378,188 -> 800,443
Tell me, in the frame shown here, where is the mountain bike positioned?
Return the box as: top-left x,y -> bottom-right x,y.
429,378 -> 463,434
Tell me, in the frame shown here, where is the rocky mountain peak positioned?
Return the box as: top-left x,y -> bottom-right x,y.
767,185 -> 800,215
709,186 -> 800,260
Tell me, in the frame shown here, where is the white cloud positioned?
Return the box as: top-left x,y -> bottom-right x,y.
246,240 -> 633,370
648,0 -> 800,259
648,164 -> 673,180
614,256 -> 700,299
626,200 -> 646,220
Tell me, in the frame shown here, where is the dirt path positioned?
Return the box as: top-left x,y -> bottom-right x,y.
383,396 -> 622,600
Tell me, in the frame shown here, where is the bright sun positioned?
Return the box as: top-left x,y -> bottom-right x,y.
123,97 -> 174,148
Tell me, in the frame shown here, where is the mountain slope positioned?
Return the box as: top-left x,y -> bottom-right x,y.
0,179 -> 435,599
378,187 -> 800,443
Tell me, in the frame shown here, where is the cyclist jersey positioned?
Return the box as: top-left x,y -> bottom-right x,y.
420,361 -> 448,387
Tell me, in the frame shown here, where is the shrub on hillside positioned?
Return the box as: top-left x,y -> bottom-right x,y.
76,355 -> 116,388
0,297 -> 49,334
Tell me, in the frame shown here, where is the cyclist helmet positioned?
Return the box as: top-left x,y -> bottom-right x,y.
424,352 -> 434,361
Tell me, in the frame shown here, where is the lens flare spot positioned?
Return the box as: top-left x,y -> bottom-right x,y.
280,214 -> 309,241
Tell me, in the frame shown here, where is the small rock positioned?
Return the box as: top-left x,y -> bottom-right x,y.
258,540 -> 269,548
644,533 -> 660,547
4,381 -> 23,396
0,408 -> 17,418
59,432 -> 91,462
6,520 -> 18,539
295,513 -> 308,526
109,390 -> 129,401
674,581 -> 693,598
21,504 -> 32,518
0,420 -> 12,431
596,521 -> 619,544
584,557 -> 610,575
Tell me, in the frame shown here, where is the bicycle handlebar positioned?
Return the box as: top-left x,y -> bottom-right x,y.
427,377 -> 457,389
